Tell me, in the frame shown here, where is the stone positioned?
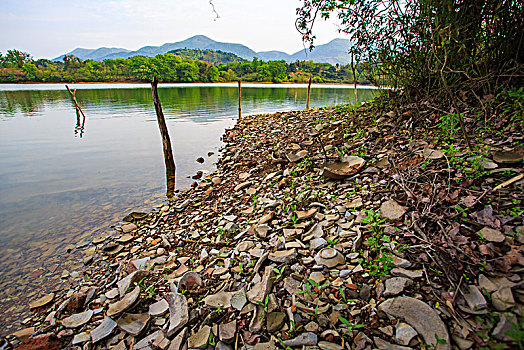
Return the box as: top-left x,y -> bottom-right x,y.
219,320 -> 236,342
396,322 -> 418,345
152,331 -> 170,349
106,288 -> 119,299
117,270 -> 149,297
284,277 -> 302,296
303,223 -> 324,241
61,310 -> 93,328
283,332 -> 318,347
166,292 -> 189,337
305,321 -> 320,333
253,338 -> 278,350
131,257 -> 151,270
66,293 -> 86,313
478,274 -> 497,293
380,200 -> 406,221
134,330 -> 160,350
29,293 -> 54,309
122,223 -> 137,233
384,277 -> 413,297
16,333 -> 62,350
310,237 -> 328,250
268,249 -> 297,264
492,287 -> 515,311
479,227 -> 505,243
267,312 -> 286,332
463,285 -> 487,310
178,272 -> 203,291
309,271 -> 325,284
169,328 -> 188,350
90,317 -> 117,343
71,332 -> 90,345
315,247 -> 345,268
116,233 -> 134,244
216,341 -> 233,350
378,297 -> 450,350
360,284 -> 372,301
188,325 -> 211,349
204,291 -> 233,309
423,148 -> 444,160
391,268 -> 423,279
373,337 -> 411,350
11,327 -> 35,342
117,312 -> 150,336
231,290 -> 247,311
492,150 -> 524,164
318,341 -> 343,350
247,266 -> 274,303
149,299 -> 169,316
492,313 -> 517,341
107,286 -> 140,317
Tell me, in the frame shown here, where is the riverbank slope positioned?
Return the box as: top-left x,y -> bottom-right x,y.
7,90 -> 523,349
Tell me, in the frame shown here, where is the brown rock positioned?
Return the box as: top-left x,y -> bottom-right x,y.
66,293 -> 86,313
17,333 -> 62,350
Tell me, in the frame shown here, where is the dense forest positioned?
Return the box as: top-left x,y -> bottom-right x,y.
0,48 -> 368,84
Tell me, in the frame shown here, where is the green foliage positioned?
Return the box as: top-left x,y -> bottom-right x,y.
297,0 -> 524,98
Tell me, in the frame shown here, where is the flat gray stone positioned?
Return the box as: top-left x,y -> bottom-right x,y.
396,322 -> 418,345
374,337 -> 411,350
391,268 -> 423,279
492,287 -> 515,311
62,310 -> 93,328
91,317 -> 117,343
247,266 -> 274,304
231,290 -> 247,311
268,249 -> 297,264
479,227 -> 505,243
463,285 -> 487,310
188,325 -> 211,349
166,292 -> 189,337
380,200 -> 406,221
72,332 -> 90,345
107,286 -> 140,317
266,312 -> 286,333
204,291 -> 234,309
318,341 -> 343,350
149,299 -> 169,316
283,332 -> 318,347
219,320 -> 236,342
379,297 -> 450,350
117,270 -> 149,297
133,330 -> 159,350
310,238 -> 328,250
117,312 -> 150,336
384,277 -> 413,297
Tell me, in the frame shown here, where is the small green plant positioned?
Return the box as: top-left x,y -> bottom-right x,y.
338,316 -> 365,338
146,285 -> 156,299
308,278 -> 330,293
255,294 -> 270,321
271,266 -> 285,280
327,237 -> 339,247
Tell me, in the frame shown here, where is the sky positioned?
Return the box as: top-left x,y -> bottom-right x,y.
0,0 -> 344,59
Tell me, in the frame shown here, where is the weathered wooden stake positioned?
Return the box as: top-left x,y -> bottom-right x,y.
151,77 -> 176,197
351,51 -> 357,103
306,76 -> 312,109
65,85 -> 86,118
238,81 -> 242,119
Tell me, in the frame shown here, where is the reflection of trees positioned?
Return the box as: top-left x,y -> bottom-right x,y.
0,86 -> 378,122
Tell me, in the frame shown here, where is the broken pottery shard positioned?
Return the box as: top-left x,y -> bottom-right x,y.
204,291 -> 233,309
378,297 -> 450,350
117,270 -> 149,297
268,249 -> 297,264
380,200 -> 406,221
107,286 -> 140,317
315,247 -> 345,268
149,299 -> 169,316
322,156 -> 365,180
90,317 -> 117,343
117,312 -> 150,336
166,292 -> 189,337
61,310 -> 93,328
247,266 -> 274,304
29,293 -> 54,309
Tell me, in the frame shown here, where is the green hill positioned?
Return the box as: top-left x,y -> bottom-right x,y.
167,48 -> 244,64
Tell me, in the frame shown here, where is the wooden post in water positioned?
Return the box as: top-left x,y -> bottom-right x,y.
306,76 -> 312,109
151,77 -> 176,198
351,51 -> 357,103
65,85 -> 86,119
238,81 -> 242,119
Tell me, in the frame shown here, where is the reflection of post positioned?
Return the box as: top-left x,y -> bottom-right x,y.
306,76 -> 312,109
151,77 -> 176,198
238,81 -> 242,119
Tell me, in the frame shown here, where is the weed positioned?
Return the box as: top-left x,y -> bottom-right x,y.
338,316 -> 365,338
271,266 -> 285,280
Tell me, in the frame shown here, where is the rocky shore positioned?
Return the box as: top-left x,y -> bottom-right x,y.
3,100 -> 523,349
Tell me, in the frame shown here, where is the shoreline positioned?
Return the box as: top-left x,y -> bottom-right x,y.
6,99 -> 522,349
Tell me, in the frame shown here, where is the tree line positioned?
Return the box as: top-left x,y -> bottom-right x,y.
0,49 -> 371,84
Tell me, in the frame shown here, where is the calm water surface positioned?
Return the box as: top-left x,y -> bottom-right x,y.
0,82 -> 377,331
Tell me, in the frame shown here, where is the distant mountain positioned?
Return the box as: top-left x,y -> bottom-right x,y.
168,49 -> 244,64
53,35 -> 352,65
54,47 -> 131,61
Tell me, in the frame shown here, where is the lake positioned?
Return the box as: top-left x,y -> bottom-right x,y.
0,82 -> 378,332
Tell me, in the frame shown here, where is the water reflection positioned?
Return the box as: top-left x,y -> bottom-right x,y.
74,108 -> 86,138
